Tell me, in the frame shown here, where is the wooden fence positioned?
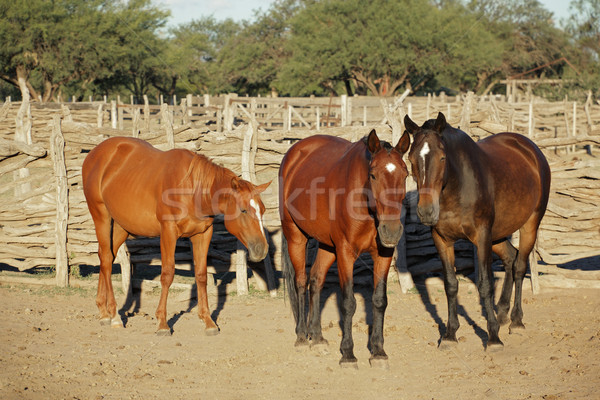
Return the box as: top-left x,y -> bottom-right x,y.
1,92 -> 600,295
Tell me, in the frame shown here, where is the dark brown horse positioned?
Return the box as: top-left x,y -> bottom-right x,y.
82,137 -> 270,335
405,112 -> 550,350
279,130 -> 410,367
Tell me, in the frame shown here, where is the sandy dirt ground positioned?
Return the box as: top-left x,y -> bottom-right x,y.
0,274 -> 599,400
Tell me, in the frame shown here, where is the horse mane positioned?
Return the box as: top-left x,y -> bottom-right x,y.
421,119 -> 437,130
185,152 -> 236,197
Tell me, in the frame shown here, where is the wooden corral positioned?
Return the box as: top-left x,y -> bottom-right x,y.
1,92 -> 599,295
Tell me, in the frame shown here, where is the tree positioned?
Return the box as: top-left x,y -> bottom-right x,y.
0,0 -> 169,102
468,0 -> 576,90
276,0 -> 502,96
214,0 -> 300,96
164,18 -> 228,96
565,0 -> 600,96
92,0 -> 170,101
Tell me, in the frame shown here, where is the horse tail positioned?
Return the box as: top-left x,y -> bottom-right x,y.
281,234 -> 299,324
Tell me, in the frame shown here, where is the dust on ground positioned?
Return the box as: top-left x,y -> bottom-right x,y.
0,275 -> 599,400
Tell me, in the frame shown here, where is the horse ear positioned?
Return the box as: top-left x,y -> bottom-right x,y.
367,129 -> 381,153
230,177 -> 240,192
434,112 -> 446,135
395,130 -> 410,154
254,181 -> 271,194
404,115 -> 419,135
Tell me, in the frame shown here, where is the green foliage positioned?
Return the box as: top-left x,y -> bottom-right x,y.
0,0 -> 597,100
276,0 -> 504,96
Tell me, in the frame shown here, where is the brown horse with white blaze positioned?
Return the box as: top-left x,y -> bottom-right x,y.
82,137 -> 270,335
405,112 -> 550,350
279,129 -> 410,367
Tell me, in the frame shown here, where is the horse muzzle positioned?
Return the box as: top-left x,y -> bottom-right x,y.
377,221 -> 403,248
247,241 -> 269,262
417,204 -> 439,226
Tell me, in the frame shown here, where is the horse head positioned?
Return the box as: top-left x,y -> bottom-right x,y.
405,112 -> 448,226
219,178 -> 271,262
365,129 -> 410,248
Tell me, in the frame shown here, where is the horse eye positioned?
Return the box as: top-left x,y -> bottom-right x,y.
369,173 -> 376,180
440,156 -> 446,162
241,209 -> 248,214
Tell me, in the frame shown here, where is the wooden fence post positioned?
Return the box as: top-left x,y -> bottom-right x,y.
186,94 -> 193,118
530,240 -> 540,295
223,94 -> 233,131
528,100 -> 534,138
395,206 -> 415,293
161,103 -> 174,149
115,243 -> 132,295
51,116 -> 69,287
563,99 -> 571,154
460,91 -> 473,134
117,95 -> 124,130
14,77 -> 32,196
143,95 -> 150,131
572,101 -> 577,153
97,104 -> 103,128
132,109 -> 140,137
111,100 -> 117,129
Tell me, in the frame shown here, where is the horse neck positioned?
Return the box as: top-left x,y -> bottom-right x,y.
207,164 -> 238,215
343,141 -> 370,185
443,128 -> 487,187
189,156 -> 235,216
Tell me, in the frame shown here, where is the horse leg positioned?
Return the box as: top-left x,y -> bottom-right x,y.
492,239 -> 518,326
156,223 -> 178,335
337,247 -> 358,367
90,206 -> 127,327
431,230 -> 459,347
190,227 -> 219,336
105,222 -> 128,328
510,214 -> 542,333
285,229 -> 309,346
368,246 -> 394,368
307,245 -> 336,346
474,231 -> 503,350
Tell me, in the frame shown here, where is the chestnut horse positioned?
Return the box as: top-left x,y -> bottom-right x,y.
405,112 -> 550,350
279,130 -> 410,367
82,137 -> 270,335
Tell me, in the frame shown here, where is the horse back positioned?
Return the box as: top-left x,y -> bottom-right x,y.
83,137 -> 196,236
477,133 -> 550,237
279,135 -> 371,247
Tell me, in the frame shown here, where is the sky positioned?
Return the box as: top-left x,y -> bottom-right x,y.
162,0 -> 574,27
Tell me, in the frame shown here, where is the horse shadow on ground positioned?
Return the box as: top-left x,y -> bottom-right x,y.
116,228 -> 281,334
412,274 -> 489,348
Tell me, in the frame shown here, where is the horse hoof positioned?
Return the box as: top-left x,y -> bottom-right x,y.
111,317 -> 123,328
509,322 -> 526,335
205,327 -> 219,336
369,357 -> 389,370
438,339 -> 458,351
99,318 -> 111,326
310,337 -> 329,347
339,359 -> 358,369
294,337 -> 309,347
156,328 -> 171,336
486,342 -> 504,352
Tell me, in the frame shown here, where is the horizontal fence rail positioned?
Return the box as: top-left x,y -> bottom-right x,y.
1,92 -> 599,294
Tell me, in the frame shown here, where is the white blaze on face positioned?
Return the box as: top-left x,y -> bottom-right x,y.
419,142 -> 430,185
249,199 -> 265,238
385,163 -> 396,173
